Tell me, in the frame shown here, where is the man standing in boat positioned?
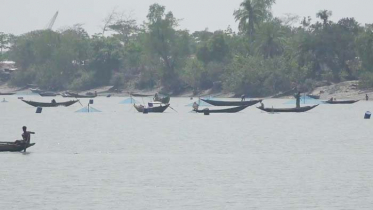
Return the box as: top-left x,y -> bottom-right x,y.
22,126 -> 35,145
241,94 -> 246,102
295,92 -> 301,108
14,126 -> 35,145
154,93 -> 160,102
193,102 -> 199,111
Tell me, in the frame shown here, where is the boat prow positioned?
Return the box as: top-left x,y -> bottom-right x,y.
0,143 -> 36,152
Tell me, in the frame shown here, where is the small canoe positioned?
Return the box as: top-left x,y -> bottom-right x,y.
201,99 -> 262,107
130,93 -> 154,97
62,92 -> 97,98
323,100 -> 359,104
39,92 -> 59,97
134,104 -> 170,113
0,92 -> 16,95
195,106 -> 250,114
22,100 -> 79,107
0,143 -> 36,152
30,88 -> 43,93
257,105 -> 319,113
307,94 -> 320,99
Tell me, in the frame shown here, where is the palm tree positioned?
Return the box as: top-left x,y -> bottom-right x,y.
316,10 -> 332,26
255,20 -> 286,58
234,0 -> 276,39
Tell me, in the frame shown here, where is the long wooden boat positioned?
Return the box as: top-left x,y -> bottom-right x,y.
0,143 -> 36,152
130,93 -> 154,97
195,106 -> 250,114
0,92 -> 16,95
39,92 -> 59,97
323,100 -> 359,104
307,94 -> 320,99
62,92 -> 97,98
134,104 -> 170,113
22,100 -> 79,107
201,99 -> 262,107
30,88 -> 43,93
257,105 -> 319,113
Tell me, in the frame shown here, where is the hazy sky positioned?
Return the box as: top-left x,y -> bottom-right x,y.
1,0 -> 372,35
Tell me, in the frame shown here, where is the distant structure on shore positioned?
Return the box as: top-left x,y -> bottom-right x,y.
45,11 -> 59,30
0,61 -> 17,81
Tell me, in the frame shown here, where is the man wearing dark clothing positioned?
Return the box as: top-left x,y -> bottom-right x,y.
295,92 -> 301,108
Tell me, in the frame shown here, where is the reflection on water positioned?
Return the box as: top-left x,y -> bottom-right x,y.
0,96 -> 372,210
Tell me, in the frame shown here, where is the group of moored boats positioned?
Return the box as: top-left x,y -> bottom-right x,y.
0,93 -> 363,153
196,97 -> 360,114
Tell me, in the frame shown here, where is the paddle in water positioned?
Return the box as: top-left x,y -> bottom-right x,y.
168,106 -> 178,113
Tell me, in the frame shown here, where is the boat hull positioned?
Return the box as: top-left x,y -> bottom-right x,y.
0,143 -> 36,152
201,99 -> 262,107
324,100 -> 359,104
39,92 -> 59,97
307,95 -> 320,99
62,92 -> 97,98
22,100 -> 79,107
196,106 -> 249,113
0,92 -> 16,95
130,93 -> 154,97
134,104 -> 170,113
257,105 -> 319,113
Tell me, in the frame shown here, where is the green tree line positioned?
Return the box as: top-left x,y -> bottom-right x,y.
1,0 -> 373,96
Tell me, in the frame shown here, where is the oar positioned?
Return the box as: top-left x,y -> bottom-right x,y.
168,106 -> 178,113
77,99 -> 83,107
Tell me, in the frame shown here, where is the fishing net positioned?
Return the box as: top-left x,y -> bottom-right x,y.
284,96 -> 324,105
119,98 -> 139,104
75,106 -> 101,113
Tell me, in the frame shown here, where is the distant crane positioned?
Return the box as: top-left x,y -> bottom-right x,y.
45,11 -> 59,30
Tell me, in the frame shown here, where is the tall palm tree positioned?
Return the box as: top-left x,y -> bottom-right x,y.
255,20 -> 286,58
316,10 -> 332,26
234,0 -> 276,39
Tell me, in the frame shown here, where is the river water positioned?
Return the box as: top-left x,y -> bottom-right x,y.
0,96 -> 372,209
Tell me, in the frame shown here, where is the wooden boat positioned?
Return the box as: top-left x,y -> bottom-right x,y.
257,105 -> 319,113
195,106 -> 249,114
39,92 -> 59,97
62,92 -> 97,98
30,88 -> 43,93
0,143 -> 36,152
323,100 -> 359,104
22,100 -> 79,107
201,99 -> 262,107
0,92 -> 16,95
130,93 -> 154,97
134,104 -> 170,113
307,94 -> 320,99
